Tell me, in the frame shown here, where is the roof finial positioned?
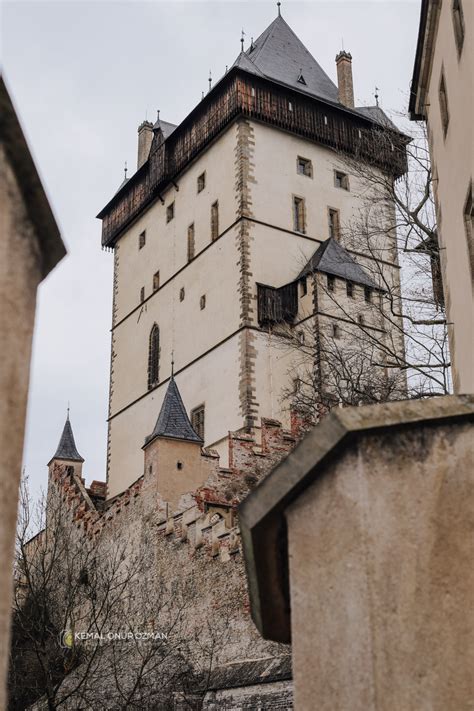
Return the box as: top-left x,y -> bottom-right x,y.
277,1 -> 281,17
241,28 -> 245,51
67,402 -> 70,420
201,91 -> 205,100
374,86 -> 379,107
124,161 -> 128,180
171,352 -> 174,378
156,109 -> 160,122
208,70 -> 212,92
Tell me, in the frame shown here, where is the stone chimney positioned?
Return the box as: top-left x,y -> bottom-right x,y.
137,120 -> 153,169
335,51 -> 354,108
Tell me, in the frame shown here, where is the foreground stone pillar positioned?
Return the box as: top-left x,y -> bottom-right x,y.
0,76 -> 65,708
240,396 -> 474,711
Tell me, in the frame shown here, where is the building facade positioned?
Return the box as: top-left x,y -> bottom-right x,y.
409,0 -> 473,393
98,14 -> 406,498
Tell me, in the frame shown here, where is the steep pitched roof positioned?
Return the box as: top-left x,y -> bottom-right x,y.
233,15 -> 339,103
298,238 -> 379,289
152,118 -> 177,140
50,415 -> 84,463
145,376 -> 203,446
355,105 -> 398,131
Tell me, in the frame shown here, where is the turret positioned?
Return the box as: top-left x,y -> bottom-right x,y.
48,411 -> 84,479
143,374 -> 207,509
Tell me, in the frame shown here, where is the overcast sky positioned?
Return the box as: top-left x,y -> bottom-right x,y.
2,0 -> 421,498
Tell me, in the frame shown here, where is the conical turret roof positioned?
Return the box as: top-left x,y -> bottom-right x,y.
144,376 -> 203,447
49,414 -> 84,464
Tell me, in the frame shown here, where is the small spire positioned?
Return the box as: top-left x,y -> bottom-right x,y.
208,70 -> 212,92
124,161 -> 128,180
374,86 -> 380,107
277,1 -> 281,17
49,413 -> 84,464
67,402 -> 70,420
241,28 -> 245,51
171,353 -> 175,377
156,109 -> 160,122
201,91 -> 205,100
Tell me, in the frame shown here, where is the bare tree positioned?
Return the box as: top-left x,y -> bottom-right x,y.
8,475 -> 229,710
277,117 -> 451,420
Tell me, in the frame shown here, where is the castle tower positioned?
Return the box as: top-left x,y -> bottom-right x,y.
98,12 -> 406,497
143,374 -> 209,509
47,412 -> 84,478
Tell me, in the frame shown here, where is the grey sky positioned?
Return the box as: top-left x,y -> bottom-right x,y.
2,0 -> 420,498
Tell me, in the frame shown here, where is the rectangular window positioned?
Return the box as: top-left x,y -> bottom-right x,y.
358,314 -> 365,326
364,286 -> 372,303
299,278 -> 307,297
293,196 -> 306,233
346,281 -> 354,298
327,274 -> 335,291
439,71 -> 450,137
139,231 -> 146,249
191,405 -> 205,440
297,157 -> 313,178
187,223 -> 195,262
211,201 -> 219,241
197,172 -> 206,193
200,294 -> 206,310
166,201 -> 175,223
153,271 -> 160,292
140,286 -> 145,303
452,0 -> 465,56
334,171 -> 349,190
328,208 -> 340,240
332,323 -> 340,339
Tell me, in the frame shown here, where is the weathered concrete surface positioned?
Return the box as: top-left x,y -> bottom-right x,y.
0,76 -> 65,709
286,418 -> 474,711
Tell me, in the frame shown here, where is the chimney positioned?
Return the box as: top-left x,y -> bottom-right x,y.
335,51 -> 354,108
137,120 -> 153,169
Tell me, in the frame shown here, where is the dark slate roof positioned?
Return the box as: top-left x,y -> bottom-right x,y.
232,15 -> 339,103
207,656 -> 292,691
152,118 -> 177,140
298,238 -> 379,289
145,376 -> 203,446
355,105 -> 398,131
50,416 -> 84,463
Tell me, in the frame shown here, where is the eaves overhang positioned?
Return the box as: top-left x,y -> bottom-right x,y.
409,0 -> 442,121
239,394 -> 474,643
97,64 -> 409,247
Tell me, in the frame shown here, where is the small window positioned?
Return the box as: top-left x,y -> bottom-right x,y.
346,281 -> 354,298
297,330 -> 305,344
200,294 -> 206,310
358,314 -> 365,326
179,287 -> 185,302
140,286 -> 145,303
327,274 -> 335,291
463,181 -> 473,283
452,0 -> 465,56
187,223 -> 195,262
299,278 -> 307,297
293,196 -> 306,234
297,157 -> 313,178
191,405 -> 205,440
334,171 -> 349,190
288,101 -> 293,112
211,201 -> 219,241
139,231 -> 146,249
166,201 -> 175,223
153,271 -> 160,292
197,172 -> 206,193
439,70 -> 449,137
251,87 -> 256,97
324,116 -> 328,126
293,377 -> 301,393
148,324 -> 160,389
364,286 -> 372,303
328,208 -> 340,240
332,323 -> 340,339
297,73 -> 306,85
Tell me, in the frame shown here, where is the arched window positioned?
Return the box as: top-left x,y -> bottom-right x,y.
148,324 -> 160,389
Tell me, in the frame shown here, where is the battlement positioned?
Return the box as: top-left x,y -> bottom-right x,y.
47,416 -> 303,559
